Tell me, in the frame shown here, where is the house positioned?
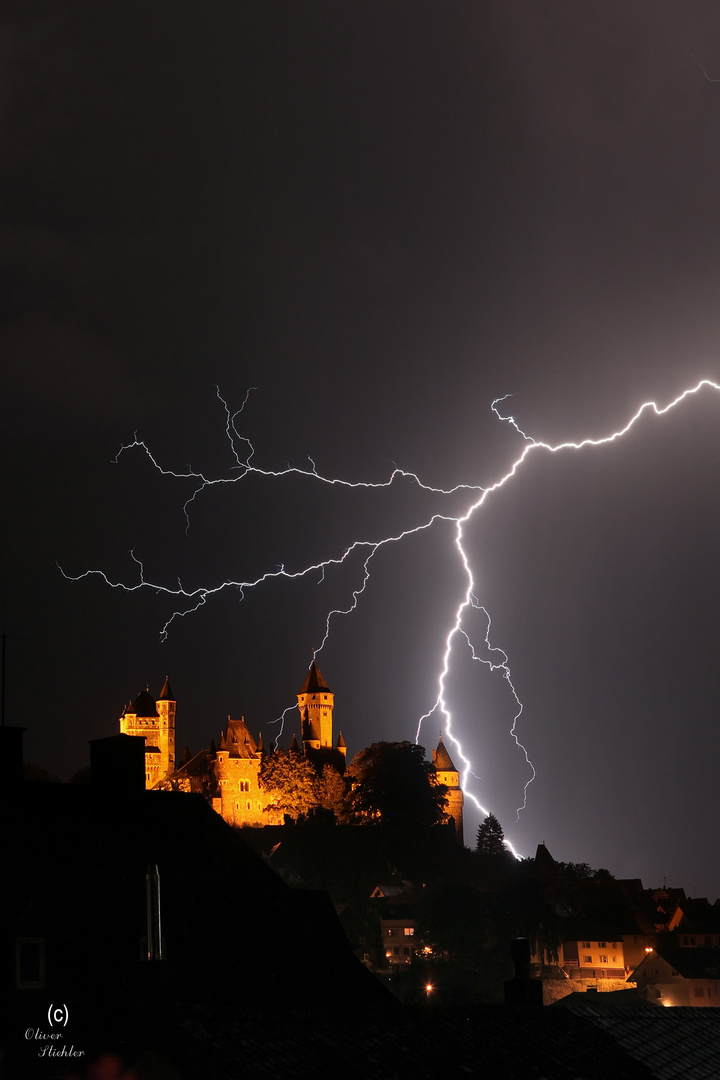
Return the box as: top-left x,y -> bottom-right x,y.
630,947 -> 720,1007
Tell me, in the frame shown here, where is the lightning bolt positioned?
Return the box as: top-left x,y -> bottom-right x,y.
685,48 -> 720,84
61,378 -> 720,855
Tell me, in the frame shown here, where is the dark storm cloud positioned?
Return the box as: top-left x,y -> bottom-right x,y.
4,1 -> 720,896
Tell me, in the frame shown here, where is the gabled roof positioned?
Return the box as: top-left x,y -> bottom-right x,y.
299,660 -> 331,695
158,676 -> 175,701
647,946 -> 720,979
132,688 -> 158,717
220,718 -> 259,758
433,733 -> 457,772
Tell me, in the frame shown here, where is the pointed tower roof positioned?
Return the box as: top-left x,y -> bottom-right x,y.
336,731 -> 346,748
290,733 -> 301,753
299,659 -> 331,694
132,688 -> 158,717
257,732 -> 264,753
433,733 -> 457,772
158,676 -> 175,701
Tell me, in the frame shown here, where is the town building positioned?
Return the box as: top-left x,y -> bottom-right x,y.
630,946 -> 720,1007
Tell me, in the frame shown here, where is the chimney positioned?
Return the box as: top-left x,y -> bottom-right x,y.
504,938 -> 543,1006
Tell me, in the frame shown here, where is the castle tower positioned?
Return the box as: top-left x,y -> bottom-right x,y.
297,660 -> 334,753
156,676 -> 176,782
432,733 -> 464,845
213,716 -> 273,826
119,679 -> 176,789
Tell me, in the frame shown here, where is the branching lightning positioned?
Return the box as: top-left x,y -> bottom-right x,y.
61,378 -> 720,853
685,49 -> 720,85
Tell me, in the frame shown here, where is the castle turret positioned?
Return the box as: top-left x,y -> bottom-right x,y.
297,660 -> 334,753
118,679 -> 176,789
432,733 -> 464,845
156,676 -> 176,781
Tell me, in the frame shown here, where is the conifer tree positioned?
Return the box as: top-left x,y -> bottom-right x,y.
476,812 -> 505,856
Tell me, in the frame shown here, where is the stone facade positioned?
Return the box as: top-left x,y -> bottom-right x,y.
119,677 -> 175,787
432,733 -> 464,844
122,661 -> 464,839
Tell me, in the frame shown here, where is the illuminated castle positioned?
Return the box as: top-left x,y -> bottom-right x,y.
432,734 -> 464,845
119,677 -> 176,786
121,661 -> 463,840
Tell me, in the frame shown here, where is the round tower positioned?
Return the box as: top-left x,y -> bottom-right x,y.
297,660 -> 334,752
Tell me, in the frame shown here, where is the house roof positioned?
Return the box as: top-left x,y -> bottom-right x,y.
556,997 -> 720,1080
650,946 -> 720,979
299,660 -> 331,694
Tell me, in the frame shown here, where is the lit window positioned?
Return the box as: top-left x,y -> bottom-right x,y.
387,929 -> 395,936
404,927 -> 415,936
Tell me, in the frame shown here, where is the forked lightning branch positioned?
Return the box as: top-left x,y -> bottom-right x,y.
61,378 -> 720,849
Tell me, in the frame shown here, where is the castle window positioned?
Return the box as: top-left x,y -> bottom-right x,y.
246,802 -> 251,810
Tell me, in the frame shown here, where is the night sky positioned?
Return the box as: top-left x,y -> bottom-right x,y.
4,2 -> 720,895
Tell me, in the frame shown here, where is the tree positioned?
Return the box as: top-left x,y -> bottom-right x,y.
476,813 -> 506,856
345,741 -> 447,829
317,764 -> 350,823
260,749 -> 321,820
